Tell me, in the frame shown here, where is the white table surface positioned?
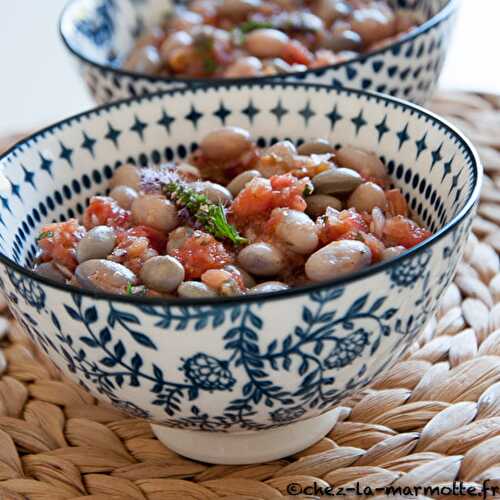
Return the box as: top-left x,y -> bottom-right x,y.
0,0 -> 499,136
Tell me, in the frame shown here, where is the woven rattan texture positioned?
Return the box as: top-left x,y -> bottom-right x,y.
0,92 -> 499,500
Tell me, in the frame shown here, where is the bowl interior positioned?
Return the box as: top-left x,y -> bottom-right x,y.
60,0 -> 452,75
0,83 -> 478,277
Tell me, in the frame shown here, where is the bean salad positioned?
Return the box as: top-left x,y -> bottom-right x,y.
33,127 -> 432,298
123,0 -> 422,78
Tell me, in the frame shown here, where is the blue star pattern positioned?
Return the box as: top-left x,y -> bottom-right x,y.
59,141 -> 74,167
397,123 -> 410,150
39,154 -> 53,178
213,102 -> 232,125
241,100 -> 259,124
0,83 -> 478,431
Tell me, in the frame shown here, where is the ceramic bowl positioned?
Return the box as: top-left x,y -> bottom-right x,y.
59,0 -> 458,105
0,83 -> 480,464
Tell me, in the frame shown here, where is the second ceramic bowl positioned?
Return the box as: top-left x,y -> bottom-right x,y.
60,0 -> 458,105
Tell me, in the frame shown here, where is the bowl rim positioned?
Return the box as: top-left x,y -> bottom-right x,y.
58,0 -> 459,86
0,81 -> 482,307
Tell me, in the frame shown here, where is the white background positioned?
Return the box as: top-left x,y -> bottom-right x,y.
0,0 -> 499,136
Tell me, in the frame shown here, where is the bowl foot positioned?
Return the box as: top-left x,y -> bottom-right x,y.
151,408 -> 342,465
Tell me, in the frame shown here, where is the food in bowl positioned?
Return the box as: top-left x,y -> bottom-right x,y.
124,0 -> 421,78
33,127 -> 431,298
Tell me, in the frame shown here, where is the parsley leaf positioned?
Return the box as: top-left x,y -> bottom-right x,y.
36,231 -> 54,242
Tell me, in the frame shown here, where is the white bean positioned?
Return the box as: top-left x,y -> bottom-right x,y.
305,240 -> 372,282
245,29 -> 290,58
178,281 -> 218,298
347,182 -> 387,213
167,226 -> 193,254
140,256 -> 185,293
274,209 -> 319,255
334,146 -> 388,179
123,45 -> 162,74
225,57 -> 263,78
224,264 -> 257,289
75,260 -> 137,293
109,164 -> 141,190
351,6 -> 396,47
200,127 -> 252,162
131,194 -> 179,232
160,31 -> 193,61
196,181 -> 233,204
306,194 -> 342,218
297,139 -> 336,156
77,226 -> 116,263
110,185 -> 138,209
217,0 -> 261,18
266,140 -> 298,163
237,243 -> 285,276
250,281 -> 289,294
312,167 -> 363,194
227,170 -> 262,196
382,246 -> 406,261
35,262 -> 66,283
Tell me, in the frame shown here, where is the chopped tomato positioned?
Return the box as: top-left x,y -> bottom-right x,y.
362,233 -> 385,263
37,219 -> 86,272
172,231 -> 233,279
83,196 -> 130,230
282,40 -> 314,66
109,228 -> 158,275
127,226 -> 167,254
383,216 -> 432,249
386,189 -> 409,217
231,174 -> 310,221
318,208 -> 369,245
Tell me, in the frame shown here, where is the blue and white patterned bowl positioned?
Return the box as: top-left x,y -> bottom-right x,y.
0,83 -> 480,464
59,0 -> 458,105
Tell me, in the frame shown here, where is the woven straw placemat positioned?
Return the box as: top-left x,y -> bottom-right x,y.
0,91 -> 499,500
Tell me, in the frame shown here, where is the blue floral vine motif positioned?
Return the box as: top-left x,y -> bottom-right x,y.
270,405 -> 306,423
182,354 -> 236,392
7,269 -> 46,312
76,0 -> 116,47
54,285 -> 400,430
387,249 -> 432,288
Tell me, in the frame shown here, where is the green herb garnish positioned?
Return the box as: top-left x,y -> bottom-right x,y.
239,20 -> 275,33
126,283 -> 134,295
193,34 -> 218,75
164,182 -> 248,246
36,231 -> 54,242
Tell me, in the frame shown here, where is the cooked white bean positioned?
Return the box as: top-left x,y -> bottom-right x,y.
217,0 -> 261,18
177,163 -> 201,180
227,170 -> 262,196
370,207 -> 386,239
245,29 -> 289,58
315,0 -> 352,24
306,194 -> 342,218
35,262 -> 66,283
347,182 -> 387,213
167,226 -> 193,254
109,164 -> 141,190
110,185 -> 138,209
131,195 -> 179,232
312,167 -> 363,194
196,181 -> 233,204
224,264 -> 257,288
305,240 -> 372,282
322,29 -> 362,52
266,140 -> 298,163
382,246 -> 406,261
200,127 -> 252,162
77,226 -> 116,263
140,256 -> 185,293
250,281 -> 289,294
334,146 -> 388,179
160,31 -> 193,61
123,45 -> 162,74
225,57 -> 263,78
297,139 -> 336,156
351,6 -> 396,47
237,242 -> 285,276
178,281 -> 218,298
75,260 -> 137,293
274,209 -> 319,254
